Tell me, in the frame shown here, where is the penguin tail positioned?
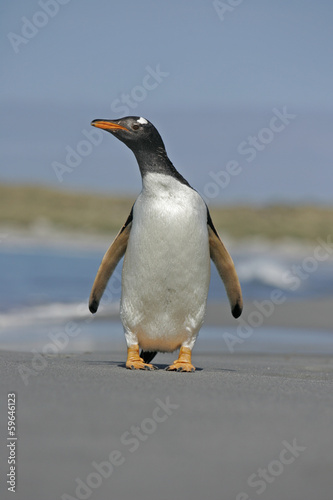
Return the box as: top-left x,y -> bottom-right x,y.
140,350 -> 157,364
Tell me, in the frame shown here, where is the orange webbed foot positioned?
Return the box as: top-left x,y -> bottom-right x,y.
166,346 -> 195,372
126,345 -> 157,370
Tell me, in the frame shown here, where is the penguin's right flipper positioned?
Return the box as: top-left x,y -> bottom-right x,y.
89,207 -> 133,314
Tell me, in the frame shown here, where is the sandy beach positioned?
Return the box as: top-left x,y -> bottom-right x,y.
1,349 -> 333,500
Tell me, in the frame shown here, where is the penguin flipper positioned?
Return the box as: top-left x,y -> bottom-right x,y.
89,208 -> 133,314
207,210 -> 243,318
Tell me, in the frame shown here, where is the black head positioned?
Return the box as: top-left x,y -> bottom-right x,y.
91,116 -> 165,154
91,116 -> 191,186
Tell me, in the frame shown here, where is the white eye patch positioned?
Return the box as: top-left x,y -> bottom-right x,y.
137,117 -> 148,125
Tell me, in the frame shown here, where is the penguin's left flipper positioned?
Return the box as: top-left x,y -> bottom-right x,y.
207,209 -> 243,318
89,208 -> 133,314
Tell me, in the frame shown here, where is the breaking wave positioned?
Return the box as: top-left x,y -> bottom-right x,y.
236,258 -> 291,290
0,301 -> 119,329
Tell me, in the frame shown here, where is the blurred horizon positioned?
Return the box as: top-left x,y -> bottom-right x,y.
1,0 -> 333,206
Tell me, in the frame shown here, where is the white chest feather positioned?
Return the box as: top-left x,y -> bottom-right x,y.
120,173 -> 211,351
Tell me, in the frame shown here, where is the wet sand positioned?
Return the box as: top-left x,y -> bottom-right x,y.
206,297 -> 333,330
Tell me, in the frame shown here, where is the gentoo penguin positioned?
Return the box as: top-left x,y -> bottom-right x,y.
89,116 -> 242,371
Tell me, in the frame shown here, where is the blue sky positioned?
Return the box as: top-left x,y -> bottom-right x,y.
1,0 -> 333,204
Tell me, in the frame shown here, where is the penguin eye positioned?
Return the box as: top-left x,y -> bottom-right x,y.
132,124 -> 140,131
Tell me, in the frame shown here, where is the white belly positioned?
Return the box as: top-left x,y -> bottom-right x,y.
120,173 -> 210,352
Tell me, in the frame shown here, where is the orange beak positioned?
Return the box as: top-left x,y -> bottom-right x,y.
91,120 -> 128,131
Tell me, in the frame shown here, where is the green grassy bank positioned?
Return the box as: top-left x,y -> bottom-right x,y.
0,184 -> 331,241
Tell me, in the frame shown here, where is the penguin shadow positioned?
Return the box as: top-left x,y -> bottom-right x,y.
119,362 -> 204,372
82,360 -> 238,373
83,360 -> 203,371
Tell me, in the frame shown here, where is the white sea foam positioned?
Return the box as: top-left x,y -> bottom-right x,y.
0,301 -> 119,329
236,258 -> 292,290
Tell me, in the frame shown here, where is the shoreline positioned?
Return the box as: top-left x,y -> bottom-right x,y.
0,298 -> 332,355
1,225 -> 332,259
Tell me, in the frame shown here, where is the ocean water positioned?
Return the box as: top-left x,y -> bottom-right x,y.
0,238 -> 332,354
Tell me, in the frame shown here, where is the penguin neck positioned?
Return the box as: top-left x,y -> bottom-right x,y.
133,147 -> 191,188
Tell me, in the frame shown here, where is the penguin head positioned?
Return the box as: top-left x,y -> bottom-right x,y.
91,116 -> 165,154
